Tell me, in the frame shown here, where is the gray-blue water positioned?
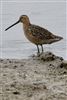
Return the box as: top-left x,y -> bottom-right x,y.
0,1 -> 67,59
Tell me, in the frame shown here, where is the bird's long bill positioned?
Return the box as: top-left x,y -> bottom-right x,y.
5,20 -> 20,31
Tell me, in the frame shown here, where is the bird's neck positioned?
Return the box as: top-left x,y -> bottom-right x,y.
22,18 -> 30,27
23,22 -> 31,30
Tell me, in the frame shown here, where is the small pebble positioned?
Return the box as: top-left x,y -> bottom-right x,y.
9,61 -> 12,63
39,98 -> 43,100
34,70 -> 39,74
27,92 -> 33,97
23,73 -> 27,79
49,64 -> 52,66
60,63 -> 63,68
0,59 -> 3,62
63,71 -> 67,74
48,52 -> 52,55
13,91 -> 20,95
6,88 -> 10,91
60,61 -> 67,69
10,82 -> 17,87
11,84 -> 15,87
4,65 -> 8,68
13,65 -> 17,69
3,74 -> 6,76
60,57 -> 63,61
49,64 -> 54,67
43,85 -> 47,89
21,64 -> 24,67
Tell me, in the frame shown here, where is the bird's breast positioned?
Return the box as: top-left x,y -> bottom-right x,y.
23,25 -> 41,44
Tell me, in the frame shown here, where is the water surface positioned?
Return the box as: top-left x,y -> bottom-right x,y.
0,1 -> 66,59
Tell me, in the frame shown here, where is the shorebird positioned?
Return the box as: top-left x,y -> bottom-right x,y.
5,15 -> 63,54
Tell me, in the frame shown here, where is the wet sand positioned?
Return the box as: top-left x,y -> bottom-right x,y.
0,52 -> 67,100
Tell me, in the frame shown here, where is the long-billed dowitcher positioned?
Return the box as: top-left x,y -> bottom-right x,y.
5,15 -> 63,54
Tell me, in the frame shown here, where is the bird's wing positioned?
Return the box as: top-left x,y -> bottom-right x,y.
29,24 -> 55,40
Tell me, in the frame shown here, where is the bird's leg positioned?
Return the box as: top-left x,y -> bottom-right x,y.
41,45 -> 44,53
37,45 -> 40,55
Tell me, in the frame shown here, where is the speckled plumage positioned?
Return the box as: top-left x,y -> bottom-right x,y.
25,24 -> 63,44
5,15 -> 63,54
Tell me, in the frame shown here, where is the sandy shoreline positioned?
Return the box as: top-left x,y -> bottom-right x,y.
0,52 -> 67,100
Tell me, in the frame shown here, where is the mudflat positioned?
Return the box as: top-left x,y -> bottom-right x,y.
0,52 -> 67,100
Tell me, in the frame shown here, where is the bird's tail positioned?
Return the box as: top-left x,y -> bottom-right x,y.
55,35 -> 63,41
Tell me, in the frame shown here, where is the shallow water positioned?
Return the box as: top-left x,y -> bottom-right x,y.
0,1 -> 67,59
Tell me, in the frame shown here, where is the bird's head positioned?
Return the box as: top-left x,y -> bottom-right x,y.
5,15 -> 30,31
19,15 -> 30,24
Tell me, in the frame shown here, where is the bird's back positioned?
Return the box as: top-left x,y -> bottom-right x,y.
29,24 -> 55,39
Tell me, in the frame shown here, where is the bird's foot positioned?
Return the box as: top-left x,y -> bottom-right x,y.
37,52 -> 40,57
37,51 -> 44,57
41,51 -> 44,55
